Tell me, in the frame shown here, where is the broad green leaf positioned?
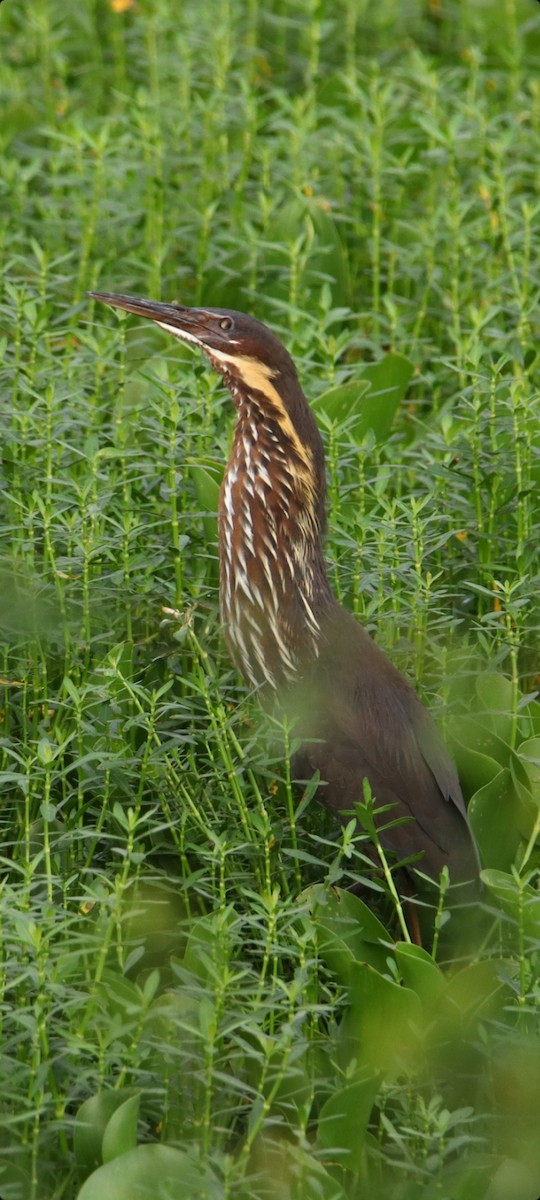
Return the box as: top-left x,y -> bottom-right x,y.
312,378 -> 371,424
313,885 -> 390,944
395,942 -> 446,1008
76,1144 -> 218,1200
74,1089 -> 141,1177
450,716 -> 511,771
318,1074 -> 380,1172
442,960 -> 512,1022
338,962 -> 422,1075
468,770 -> 521,871
313,354 -> 414,443
189,462 -> 222,544
355,354 -> 415,439
102,1094 -> 140,1164
450,737 -> 502,795
475,673 -> 514,744
451,717 -> 532,800
311,886 -> 391,981
518,737 -> 540,796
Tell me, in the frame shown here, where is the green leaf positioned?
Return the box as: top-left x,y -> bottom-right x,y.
450,716 -> 509,770
475,673 -> 514,744
189,462 -> 222,544
482,869 -> 540,941
310,886 -> 391,982
355,354 -> 415,439
313,353 -> 414,443
312,378 -> 371,424
318,1074 -> 380,1173
442,960 -> 512,1021
468,758 -> 537,870
74,1089 -> 141,1177
102,1095 -> 140,1164
76,1144 -> 218,1200
395,942 -> 446,1008
338,962 -> 422,1075
468,770 -> 521,870
518,737 -> 540,797
181,908 -> 237,983
450,717 -> 534,809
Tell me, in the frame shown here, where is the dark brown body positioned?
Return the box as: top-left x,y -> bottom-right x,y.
290,605 -> 478,885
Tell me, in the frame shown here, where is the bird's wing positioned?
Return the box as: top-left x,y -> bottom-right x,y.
289,611 -> 478,882
408,699 -> 468,819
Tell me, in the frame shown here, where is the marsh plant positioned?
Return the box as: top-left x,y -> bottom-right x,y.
1,0 -> 539,1197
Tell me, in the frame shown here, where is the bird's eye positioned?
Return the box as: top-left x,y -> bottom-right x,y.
219,317 -> 233,331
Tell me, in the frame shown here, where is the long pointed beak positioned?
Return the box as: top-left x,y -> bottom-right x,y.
87,291 -> 209,347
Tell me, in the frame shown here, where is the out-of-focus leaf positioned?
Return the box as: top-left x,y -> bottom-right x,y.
189,462 -> 222,544
468,770 -> 521,870
518,737 -> 540,796
318,1073 -> 381,1173
482,869 -> 540,940
475,673 -> 514,744
102,1094 -> 140,1164
0,565 -> 62,638
338,962 -> 422,1075
469,764 -> 537,870
395,942 -> 446,1008
76,1144 -> 219,1200
1,101 -> 40,146
245,1137 -> 348,1200
74,1089 -> 141,1177
442,959 -> 511,1021
483,1155 -> 540,1200
310,886 -> 390,981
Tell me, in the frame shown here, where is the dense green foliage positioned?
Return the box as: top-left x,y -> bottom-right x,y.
1,0 -> 539,1197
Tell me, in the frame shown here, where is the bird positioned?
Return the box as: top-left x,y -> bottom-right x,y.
88,291 -> 480,914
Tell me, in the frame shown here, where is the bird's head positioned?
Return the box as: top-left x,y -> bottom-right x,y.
87,292 -> 298,399
88,291 -> 327,524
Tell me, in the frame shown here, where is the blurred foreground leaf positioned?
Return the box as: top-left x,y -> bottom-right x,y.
77,1144 -> 220,1200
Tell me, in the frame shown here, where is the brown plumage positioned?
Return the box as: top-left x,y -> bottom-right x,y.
89,293 -> 480,894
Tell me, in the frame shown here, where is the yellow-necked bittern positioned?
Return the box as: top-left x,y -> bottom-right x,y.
89,292 -> 480,901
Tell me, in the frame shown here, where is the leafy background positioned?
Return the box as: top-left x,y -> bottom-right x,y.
1,0 -> 539,1197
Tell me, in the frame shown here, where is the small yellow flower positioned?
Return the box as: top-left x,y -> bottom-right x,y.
110,0 -> 134,12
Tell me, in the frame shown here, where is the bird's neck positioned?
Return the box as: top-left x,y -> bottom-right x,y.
218,391 -> 333,690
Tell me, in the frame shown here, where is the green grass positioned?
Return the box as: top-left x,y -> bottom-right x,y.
1,0 -> 540,1197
